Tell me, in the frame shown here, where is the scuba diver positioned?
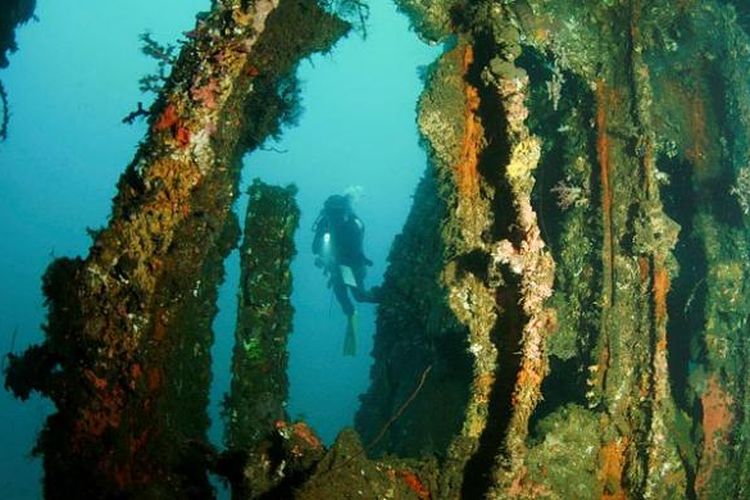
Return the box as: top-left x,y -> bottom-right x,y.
312,193 -> 379,356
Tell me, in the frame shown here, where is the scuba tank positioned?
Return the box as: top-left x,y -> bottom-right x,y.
312,195 -> 350,261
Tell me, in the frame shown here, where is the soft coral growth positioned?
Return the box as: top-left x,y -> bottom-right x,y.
153,103 -> 179,131
153,103 -> 191,147
398,470 -> 430,500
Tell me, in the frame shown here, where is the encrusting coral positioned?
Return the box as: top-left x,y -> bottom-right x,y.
5,0 -> 347,497
8,0 -> 750,498
361,0 -> 750,499
224,180 -> 299,453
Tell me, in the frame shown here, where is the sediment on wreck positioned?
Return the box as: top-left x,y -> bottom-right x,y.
224,180 -> 298,453
4,1 -> 347,497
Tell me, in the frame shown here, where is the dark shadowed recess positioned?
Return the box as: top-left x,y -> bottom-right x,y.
354,167 -> 473,459
517,46 -> 600,426
459,27 -> 520,500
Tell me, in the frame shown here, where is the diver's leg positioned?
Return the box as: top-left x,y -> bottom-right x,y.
350,266 -> 379,303
331,271 -> 357,356
332,272 -> 355,316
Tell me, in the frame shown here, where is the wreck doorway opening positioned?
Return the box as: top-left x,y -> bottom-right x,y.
208,1 -> 441,448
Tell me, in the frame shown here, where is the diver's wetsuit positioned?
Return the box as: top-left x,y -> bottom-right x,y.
313,205 -> 376,317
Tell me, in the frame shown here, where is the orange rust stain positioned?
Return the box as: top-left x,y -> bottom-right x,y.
595,341 -> 610,392
594,80 -> 615,403
686,95 -> 707,169
130,428 -> 150,455
696,375 -> 734,493
638,257 -> 650,285
655,334 -> 668,359
291,422 -> 322,449
462,44 -> 473,80
507,466 -> 553,498
474,372 -> 495,404
512,362 -> 543,406
599,438 -> 628,500
153,310 -> 167,341
640,133 -> 655,193
533,27 -> 551,44
246,64 -> 260,77
652,70 -> 717,183
147,367 -> 163,391
456,45 -> 483,198
595,81 -> 614,306
653,265 -> 670,325
398,470 -> 430,500
73,386 -> 125,446
130,363 -> 142,381
84,369 -> 108,390
148,257 -> 163,273
701,376 -> 734,456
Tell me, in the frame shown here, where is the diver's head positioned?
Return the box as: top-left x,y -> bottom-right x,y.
323,194 -> 351,218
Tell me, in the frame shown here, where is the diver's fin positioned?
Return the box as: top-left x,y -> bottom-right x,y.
343,314 -> 357,356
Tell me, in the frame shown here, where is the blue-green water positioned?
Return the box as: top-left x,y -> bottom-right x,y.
0,1 -> 438,497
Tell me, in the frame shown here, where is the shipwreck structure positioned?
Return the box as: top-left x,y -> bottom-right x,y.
6,0 -> 750,498
0,0 -> 37,140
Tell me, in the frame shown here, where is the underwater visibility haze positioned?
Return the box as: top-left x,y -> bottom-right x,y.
5,0 -> 750,499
